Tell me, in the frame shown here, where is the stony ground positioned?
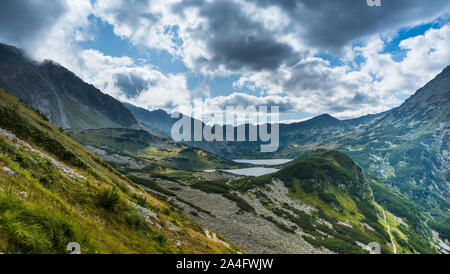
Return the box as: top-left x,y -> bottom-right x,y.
134,171 -> 331,254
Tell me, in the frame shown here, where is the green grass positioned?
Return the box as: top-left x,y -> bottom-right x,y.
127,175 -> 177,197
0,88 -> 240,254
0,189 -> 92,254
225,149 -> 431,253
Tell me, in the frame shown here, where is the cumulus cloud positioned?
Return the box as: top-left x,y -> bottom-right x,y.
0,0 -> 449,120
0,0 -> 193,114
91,0 -> 450,74
93,0 -> 181,56
76,49 -> 192,113
172,0 -> 297,72
0,0 -> 67,48
252,0 -> 450,51
205,93 -> 298,113
114,72 -> 152,98
235,23 -> 450,118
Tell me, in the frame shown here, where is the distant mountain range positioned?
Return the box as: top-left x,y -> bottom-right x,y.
123,99 -> 390,159
125,66 -> 448,206
123,100 -> 389,138
0,43 -> 138,130
124,65 -> 450,251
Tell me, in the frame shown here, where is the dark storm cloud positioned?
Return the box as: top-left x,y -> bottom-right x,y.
114,72 -> 152,98
0,0 -> 67,46
253,0 -> 450,51
171,0 -> 449,73
173,0 -> 297,72
102,0 -> 448,74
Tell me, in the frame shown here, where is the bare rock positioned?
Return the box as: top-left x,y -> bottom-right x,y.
2,166 -> 16,176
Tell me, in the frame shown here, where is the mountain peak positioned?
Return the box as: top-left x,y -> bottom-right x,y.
0,42 -> 24,55
150,108 -> 169,116
0,42 -> 138,130
314,113 -> 338,120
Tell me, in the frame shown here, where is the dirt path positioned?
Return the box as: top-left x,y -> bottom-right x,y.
383,209 -> 397,254
204,229 -> 230,249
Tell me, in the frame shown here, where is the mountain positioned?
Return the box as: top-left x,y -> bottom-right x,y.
337,66 -> 450,251
0,43 -> 138,130
124,103 -> 387,139
122,103 -> 175,136
251,150 -> 436,254
272,65 -> 450,251
124,102 -> 388,159
68,128 -> 242,172
123,65 -> 449,252
340,66 -> 449,204
343,110 -> 392,127
283,114 -> 346,132
0,87 -> 240,254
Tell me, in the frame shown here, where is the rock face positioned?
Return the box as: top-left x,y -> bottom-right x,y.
340,66 -> 449,208
0,43 -> 138,130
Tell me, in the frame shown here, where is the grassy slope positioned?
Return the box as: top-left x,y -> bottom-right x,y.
0,88 -> 239,254
271,125 -> 448,251
68,128 -> 241,171
370,179 -> 441,253
229,150 -> 437,254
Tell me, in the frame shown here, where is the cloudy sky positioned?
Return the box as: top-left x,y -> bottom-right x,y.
0,0 -> 449,123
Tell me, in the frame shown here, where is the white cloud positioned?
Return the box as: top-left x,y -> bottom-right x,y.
76,49 -> 192,114
29,0 -> 94,66
93,0 -> 182,57
234,23 -> 450,119
1,0 -> 193,114
1,0 -> 448,121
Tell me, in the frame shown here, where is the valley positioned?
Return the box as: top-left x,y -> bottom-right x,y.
0,41 -> 447,254
122,65 -> 449,254
107,150 -> 434,254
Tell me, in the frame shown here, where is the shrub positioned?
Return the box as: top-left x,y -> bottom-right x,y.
318,191 -> 341,208
302,235 -> 368,254
124,210 -> 147,230
153,231 -> 167,244
191,180 -> 230,194
222,193 -> 255,213
97,188 -> 122,212
128,175 -> 176,196
0,106 -> 86,168
261,215 -> 295,234
132,193 -> 148,208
